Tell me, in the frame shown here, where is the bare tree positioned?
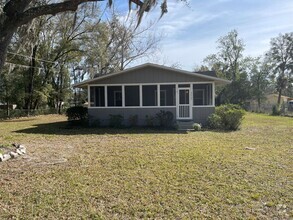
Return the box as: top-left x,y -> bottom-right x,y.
84,11 -> 161,76
0,0 -> 171,73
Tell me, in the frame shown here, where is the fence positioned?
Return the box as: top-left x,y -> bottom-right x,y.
247,103 -> 293,116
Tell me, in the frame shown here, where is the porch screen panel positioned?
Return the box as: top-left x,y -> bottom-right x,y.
107,86 -> 122,106
125,86 -> 140,106
160,85 -> 175,106
90,86 -> 105,107
193,84 -> 212,105
142,85 -> 158,106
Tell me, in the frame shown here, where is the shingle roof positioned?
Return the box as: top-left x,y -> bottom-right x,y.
74,63 -> 230,88
194,71 -> 217,78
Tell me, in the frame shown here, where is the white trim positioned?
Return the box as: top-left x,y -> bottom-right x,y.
192,105 -> 214,108
177,87 -> 192,120
157,85 -> 161,107
88,83 -> 215,113
124,85 -> 140,107
87,106 -> 214,109
105,85 -> 108,107
113,90 -> 122,107
212,82 -> 215,106
88,106 -> 176,109
139,85 -> 143,107
122,85 -> 125,107
142,84 -> 158,107
160,90 -> 167,106
193,89 -> 205,105
192,83 -> 215,107
87,85 -> 90,108
176,84 -> 179,119
87,82 -> 214,87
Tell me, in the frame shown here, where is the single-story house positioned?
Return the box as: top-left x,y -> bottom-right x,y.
74,63 -> 230,127
248,94 -> 293,113
0,103 -> 17,110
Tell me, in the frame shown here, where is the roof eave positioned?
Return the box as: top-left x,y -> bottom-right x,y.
73,63 -> 231,88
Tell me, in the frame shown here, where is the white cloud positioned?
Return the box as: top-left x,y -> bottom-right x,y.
118,0 -> 293,70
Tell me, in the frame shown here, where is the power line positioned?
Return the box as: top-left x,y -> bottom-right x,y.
7,51 -> 57,64
5,61 -> 44,70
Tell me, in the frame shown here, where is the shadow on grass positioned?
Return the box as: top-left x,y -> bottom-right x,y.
14,121 -> 188,135
1,118 -> 37,123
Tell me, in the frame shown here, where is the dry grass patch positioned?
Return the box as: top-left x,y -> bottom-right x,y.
0,113 -> 292,219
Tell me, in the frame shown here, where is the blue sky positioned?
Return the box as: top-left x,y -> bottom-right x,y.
104,0 -> 293,70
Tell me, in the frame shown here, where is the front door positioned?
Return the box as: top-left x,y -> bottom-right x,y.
177,88 -> 192,119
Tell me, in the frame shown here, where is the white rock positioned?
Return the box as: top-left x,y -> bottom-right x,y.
10,151 -> 19,158
2,154 -> 11,161
20,148 -> 26,154
244,147 -> 256,150
16,149 -> 24,155
18,144 -> 26,149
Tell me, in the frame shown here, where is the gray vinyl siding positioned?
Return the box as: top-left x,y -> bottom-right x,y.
88,106 -> 214,127
89,66 -> 212,85
88,107 -> 176,126
192,107 -> 215,125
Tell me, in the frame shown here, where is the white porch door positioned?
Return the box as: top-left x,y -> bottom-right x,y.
177,87 -> 192,119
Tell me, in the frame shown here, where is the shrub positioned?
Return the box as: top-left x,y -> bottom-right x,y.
271,105 -> 281,116
109,114 -> 124,128
155,110 -> 174,128
208,104 -> 245,131
207,114 -> 222,129
193,123 -> 202,131
173,122 -> 179,130
145,115 -> 156,127
128,115 -> 138,127
90,119 -> 101,128
66,106 -> 88,126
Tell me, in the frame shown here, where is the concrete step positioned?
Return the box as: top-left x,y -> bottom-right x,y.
177,120 -> 194,130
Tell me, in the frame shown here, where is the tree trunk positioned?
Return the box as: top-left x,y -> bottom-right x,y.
24,44 -> 38,113
0,26 -> 16,73
0,0 -> 107,74
277,89 -> 282,106
257,97 -> 261,112
6,97 -> 10,118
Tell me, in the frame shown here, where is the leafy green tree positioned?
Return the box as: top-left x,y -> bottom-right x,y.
203,30 -> 251,105
83,12 -> 161,76
249,57 -> 270,111
2,9 -> 90,112
0,0 -> 172,73
204,30 -> 245,81
266,32 -> 293,105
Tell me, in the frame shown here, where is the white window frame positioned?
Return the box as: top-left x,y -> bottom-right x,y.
88,82 -> 215,109
114,90 -> 122,107
160,90 -> 167,106
193,89 -> 205,105
142,85 -> 158,107
192,82 -> 214,107
125,85 -> 140,107
177,86 -> 192,120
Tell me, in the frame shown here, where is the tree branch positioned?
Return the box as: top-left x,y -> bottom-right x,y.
3,0 -> 32,16
16,0 -> 104,27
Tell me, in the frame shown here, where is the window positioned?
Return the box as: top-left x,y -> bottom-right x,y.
193,84 -> 212,105
179,89 -> 190,104
142,85 -> 158,106
178,84 -> 190,88
90,86 -> 105,107
108,86 -> 122,106
125,86 -> 140,106
160,85 -> 175,106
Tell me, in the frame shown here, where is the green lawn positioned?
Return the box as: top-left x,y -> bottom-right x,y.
0,113 -> 292,219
